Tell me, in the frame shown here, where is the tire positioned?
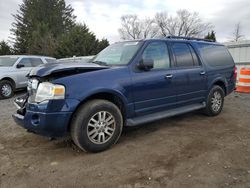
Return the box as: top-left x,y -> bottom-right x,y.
0,80 -> 14,99
203,85 -> 225,116
70,99 -> 123,153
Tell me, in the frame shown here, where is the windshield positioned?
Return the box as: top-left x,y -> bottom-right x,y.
0,57 -> 18,67
92,41 -> 142,66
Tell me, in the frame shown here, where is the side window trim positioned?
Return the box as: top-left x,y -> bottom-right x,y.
168,42 -> 177,67
188,44 -> 202,67
165,41 -> 174,69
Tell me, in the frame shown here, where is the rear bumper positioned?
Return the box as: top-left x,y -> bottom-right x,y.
226,82 -> 236,95
12,110 -> 72,137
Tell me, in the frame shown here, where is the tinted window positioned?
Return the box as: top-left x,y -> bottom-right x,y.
198,44 -> 234,66
172,43 -> 194,67
31,58 -> 43,66
18,58 -> 32,67
142,42 -> 170,70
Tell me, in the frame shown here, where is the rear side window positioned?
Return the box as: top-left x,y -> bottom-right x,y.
31,58 -> 43,67
172,43 -> 198,67
46,58 -> 57,63
198,44 -> 234,66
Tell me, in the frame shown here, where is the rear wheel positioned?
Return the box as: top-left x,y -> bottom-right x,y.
203,85 -> 225,116
0,80 -> 14,99
70,99 -> 123,152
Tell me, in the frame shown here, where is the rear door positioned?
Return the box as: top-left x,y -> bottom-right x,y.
170,42 -> 207,106
131,41 -> 177,116
30,58 -> 44,67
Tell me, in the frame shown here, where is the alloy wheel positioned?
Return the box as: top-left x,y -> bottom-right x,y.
87,111 -> 116,144
1,84 -> 12,97
211,91 -> 222,112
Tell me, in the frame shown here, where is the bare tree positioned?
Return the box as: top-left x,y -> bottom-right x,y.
118,10 -> 212,40
118,15 -> 141,40
155,12 -> 177,37
155,10 -> 212,37
118,15 -> 158,40
140,18 -> 158,39
231,22 -> 244,42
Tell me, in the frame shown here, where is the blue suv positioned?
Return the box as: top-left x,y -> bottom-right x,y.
13,37 -> 236,152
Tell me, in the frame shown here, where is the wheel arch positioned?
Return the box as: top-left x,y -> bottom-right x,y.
0,77 -> 16,90
68,91 -> 127,131
212,80 -> 227,95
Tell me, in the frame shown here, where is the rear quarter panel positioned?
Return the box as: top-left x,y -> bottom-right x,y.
193,42 -> 236,95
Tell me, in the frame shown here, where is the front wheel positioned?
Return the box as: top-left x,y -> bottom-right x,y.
0,80 -> 14,99
203,85 -> 225,116
70,99 -> 123,152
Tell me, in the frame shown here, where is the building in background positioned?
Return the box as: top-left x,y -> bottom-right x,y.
224,40 -> 250,80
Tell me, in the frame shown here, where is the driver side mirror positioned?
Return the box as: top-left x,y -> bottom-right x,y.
138,59 -> 154,71
16,64 -> 25,69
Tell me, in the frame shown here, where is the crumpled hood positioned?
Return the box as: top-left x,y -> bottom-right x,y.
29,62 -> 109,77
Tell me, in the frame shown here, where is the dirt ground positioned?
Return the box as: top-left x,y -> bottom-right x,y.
0,92 -> 250,188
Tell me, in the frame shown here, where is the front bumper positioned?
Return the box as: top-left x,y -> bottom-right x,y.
12,110 -> 72,137
12,96 -> 79,137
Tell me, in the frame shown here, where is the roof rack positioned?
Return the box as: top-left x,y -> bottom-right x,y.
166,36 -> 215,42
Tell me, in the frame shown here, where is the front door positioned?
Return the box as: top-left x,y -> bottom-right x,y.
15,58 -> 33,87
15,58 -> 44,88
131,41 -> 177,116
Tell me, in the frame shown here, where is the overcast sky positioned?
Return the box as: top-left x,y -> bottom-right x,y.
0,0 -> 250,44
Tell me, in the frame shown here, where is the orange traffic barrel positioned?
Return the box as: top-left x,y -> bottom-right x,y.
236,68 -> 250,93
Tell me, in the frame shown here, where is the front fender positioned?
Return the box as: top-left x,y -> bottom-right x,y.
0,74 -> 17,85
79,88 -> 129,106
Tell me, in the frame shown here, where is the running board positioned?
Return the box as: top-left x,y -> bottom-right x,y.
126,103 -> 206,126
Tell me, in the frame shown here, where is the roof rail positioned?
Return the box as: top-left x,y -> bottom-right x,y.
166,36 -> 215,42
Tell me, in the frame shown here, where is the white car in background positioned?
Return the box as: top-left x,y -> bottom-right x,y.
57,56 -> 95,63
0,55 -> 56,99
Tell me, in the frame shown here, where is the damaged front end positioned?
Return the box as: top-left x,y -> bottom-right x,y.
14,93 -> 28,116
12,62 -> 108,137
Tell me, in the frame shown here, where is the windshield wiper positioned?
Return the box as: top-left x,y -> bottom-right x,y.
92,61 -> 109,66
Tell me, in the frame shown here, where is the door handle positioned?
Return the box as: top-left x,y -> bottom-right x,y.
165,74 -> 173,79
200,71 -> 206,75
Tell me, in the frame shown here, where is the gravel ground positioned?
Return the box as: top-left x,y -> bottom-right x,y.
0,91 -> 250,188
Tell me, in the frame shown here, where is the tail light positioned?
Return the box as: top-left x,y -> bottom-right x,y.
234,66 -> 237,79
